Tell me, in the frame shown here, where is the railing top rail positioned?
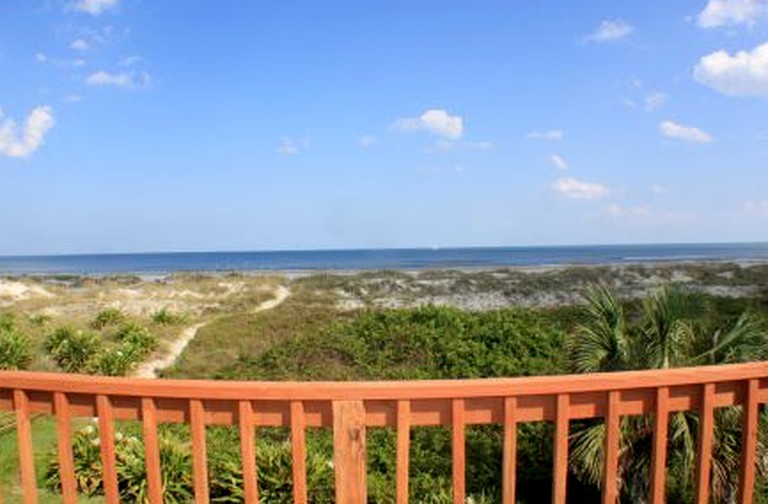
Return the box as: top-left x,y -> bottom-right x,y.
1,361 -> 767,401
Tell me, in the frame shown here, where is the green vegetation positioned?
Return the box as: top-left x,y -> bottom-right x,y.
0,319 -> 32,371
164,282 -> 768,503
3,270 -> 768,502
43,323 -> 158,376
45,327 -> 102,373
150,308 -> 187,326
91,308 -> 126,330
221,305 -> 569,381
567,285 -> 768,501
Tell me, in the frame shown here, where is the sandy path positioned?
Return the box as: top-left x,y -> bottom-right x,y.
133,285 -> 290,379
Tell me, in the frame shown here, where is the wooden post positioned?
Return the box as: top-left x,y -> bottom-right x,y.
13,390 -> 38,504
333,401 -> 367,504
650,386 -> 669,504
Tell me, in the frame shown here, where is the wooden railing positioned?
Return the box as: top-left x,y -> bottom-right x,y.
1,361 -> 767,503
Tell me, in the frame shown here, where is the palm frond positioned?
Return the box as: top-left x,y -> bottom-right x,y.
570,422 -> 606,486
691,313 -> 767,365
567,284 -> 628,373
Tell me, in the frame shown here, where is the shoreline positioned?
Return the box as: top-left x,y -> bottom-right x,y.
2,257 -> 768,279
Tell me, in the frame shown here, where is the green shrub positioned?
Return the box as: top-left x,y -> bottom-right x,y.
45,327 -> 102,373
0,327 -> 32,370
92,346 -> 141,376
46,425 -> 193,502
28,312 -> 53,327
112,323 -> 158,358
151,308 -> 187,326
0,312 -> 16,332
91,308 -> 126,329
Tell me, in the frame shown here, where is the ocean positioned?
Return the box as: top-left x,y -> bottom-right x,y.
1,243 -> 768,275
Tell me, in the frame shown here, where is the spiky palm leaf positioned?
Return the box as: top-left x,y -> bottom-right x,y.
567,283 -> 768,501
568,284 -> 629,373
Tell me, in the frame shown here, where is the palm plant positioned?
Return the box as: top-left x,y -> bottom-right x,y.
567,284 -> 768,502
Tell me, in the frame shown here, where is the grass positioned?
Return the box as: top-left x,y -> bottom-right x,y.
0,416 -> 103,503
164,282 -> 347,379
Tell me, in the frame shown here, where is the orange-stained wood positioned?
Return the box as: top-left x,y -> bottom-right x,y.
552,393 -> 569,504
333,401 -> 367,504
502,396 -> 517,504
0,363 -> 768,504
694,383 -> 715,504
396,400 -> 411,504
141,398 -> 163,504
291,401 -> 308,504
1,361 -> 767,402
239,400 -> 259,504
650,386 -> 669,504
451,398 -> 466,504
602,391 -> 620,504
96,394 -> 119,504
0,433 -> 3,504
54,392 -> 77,504
190,399 -> 210,504
738,379 -> 759,504
13,390 -> 38,504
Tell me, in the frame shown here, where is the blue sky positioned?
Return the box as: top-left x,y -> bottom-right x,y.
1,0 -> 767,255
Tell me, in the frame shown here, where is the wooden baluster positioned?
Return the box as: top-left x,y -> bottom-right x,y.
602,391 -> 620,504
649,386 -> 669,504
0,422 -> 3,504
14,390 -> 38,504
239,400 -> 259,504
738,379 -> 759,504
54,392 -> 77,504
694,383 -> 715,504
552,393 -> 569,504
290,401 -> 308,504
333,401 -> 367,504
96,395 -> 119,504
141,398 -> 163,504
190,399 -> 209,504
396,400 -> 410,504
502,397 -> 517,504
451,399 -> 465,504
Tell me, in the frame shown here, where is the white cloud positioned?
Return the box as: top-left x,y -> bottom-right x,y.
694,42 -> 768,98
549,154 -> 568,170
584,20 -> 634,43
394,109 -> 463,140
0,106 -> 55,159
72,0 -> 119,15
358,135 -> 377,148
659,120 -> 714,143
743,200 -> 768,214
276,137 -> 310,155
527,129 -> 563,141
119,55 -> 142,67
86,70 -> 150,88
651,184 -> 667,194
36,53 -> 87,69
554,177 -> 609,200
644,92 -> 667,111
64,94 -> 83,103
697,0 -> 768,28
70,39 -> 89,51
